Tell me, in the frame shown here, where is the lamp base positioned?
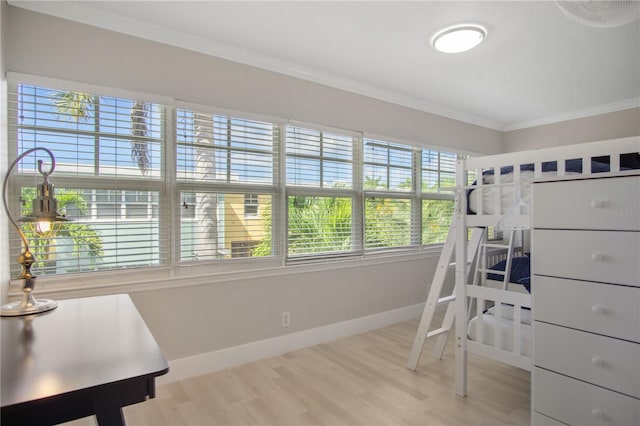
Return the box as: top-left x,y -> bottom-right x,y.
1,297 -> 58,317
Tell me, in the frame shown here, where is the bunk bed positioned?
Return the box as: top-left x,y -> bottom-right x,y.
408,136 -> 640,398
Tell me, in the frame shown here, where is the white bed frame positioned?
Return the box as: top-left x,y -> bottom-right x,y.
452,136 -> 640,397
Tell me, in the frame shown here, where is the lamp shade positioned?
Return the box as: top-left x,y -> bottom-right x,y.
18,175 -> 69,238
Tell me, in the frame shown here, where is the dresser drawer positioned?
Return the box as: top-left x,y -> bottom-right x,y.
533,367 -> 640,426
533,176 -> 640,231
533,276 -> 640,342
533,229 -> 640,286
534,322 -> 640,398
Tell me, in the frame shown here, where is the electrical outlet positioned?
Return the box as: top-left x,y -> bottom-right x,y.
282,311 -> 291,327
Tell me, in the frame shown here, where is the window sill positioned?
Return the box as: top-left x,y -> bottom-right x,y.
8,247 -> 444,300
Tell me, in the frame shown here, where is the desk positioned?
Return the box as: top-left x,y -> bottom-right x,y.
1,294 -> 169,425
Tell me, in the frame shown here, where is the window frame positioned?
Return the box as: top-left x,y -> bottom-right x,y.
284,123 -> 363,262
4,73 -> 461,293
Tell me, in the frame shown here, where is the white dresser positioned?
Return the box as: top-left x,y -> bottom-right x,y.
531,174 -> 640,426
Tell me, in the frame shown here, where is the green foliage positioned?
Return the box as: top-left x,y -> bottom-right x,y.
254,181 -> 454,256
287,196 -> 352,254
252,202 -> 272,257
422,199 -> 454,244
20,188 -> 103,271
51,91 -> 96,122
365,197 -> 411,248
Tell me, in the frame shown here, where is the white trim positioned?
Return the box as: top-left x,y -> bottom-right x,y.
174,99 -> 287,128
9,249 -> 442,300
286,119 -> 364,140
158,302 -> 425,385
504,98 -> 640,132
6,71 -> 174,106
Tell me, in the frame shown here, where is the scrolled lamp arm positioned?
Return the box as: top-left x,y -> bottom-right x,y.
1,147 -> 61,316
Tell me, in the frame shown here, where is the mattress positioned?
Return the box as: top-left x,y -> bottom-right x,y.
467,304 -> 532,357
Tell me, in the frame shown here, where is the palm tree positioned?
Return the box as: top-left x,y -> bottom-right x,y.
193,112 -> 219,259
287,196 -> 352,254
53,92 -> 151,175
130,100 -> 150,175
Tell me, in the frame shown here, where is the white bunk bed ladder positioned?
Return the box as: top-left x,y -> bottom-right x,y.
473,230 -> 516,291
406,223 -> 484,371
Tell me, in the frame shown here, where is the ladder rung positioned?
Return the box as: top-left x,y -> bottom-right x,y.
477,268 -> 505,274
426,327 -> 450,338
482,243 -> 511,249
448,261 -> 472,267
437,295 -> 455,304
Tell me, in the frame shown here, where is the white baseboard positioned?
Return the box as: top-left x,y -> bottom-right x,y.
159,302 -> 425,385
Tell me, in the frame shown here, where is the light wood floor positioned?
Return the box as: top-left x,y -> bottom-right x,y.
66,319 -> 530,426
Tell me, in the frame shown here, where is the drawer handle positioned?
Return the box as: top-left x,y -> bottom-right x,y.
590,252 -> 606,262
590,200 -> 606,208
591,356 -> 605,367
592,305 -> 606,314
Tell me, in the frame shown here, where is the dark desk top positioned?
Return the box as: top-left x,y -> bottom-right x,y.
1,294 -> 169,408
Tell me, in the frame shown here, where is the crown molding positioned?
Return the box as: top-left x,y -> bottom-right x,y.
503,98 -> 640,132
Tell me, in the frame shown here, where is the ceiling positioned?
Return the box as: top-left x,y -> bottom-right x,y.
10,1 -> 640,131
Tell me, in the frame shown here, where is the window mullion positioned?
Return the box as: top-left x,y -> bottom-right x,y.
353,135 -> 364,254
412,147 -> 422,246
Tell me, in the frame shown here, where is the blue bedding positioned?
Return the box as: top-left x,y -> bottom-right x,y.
487,255 -> 531,293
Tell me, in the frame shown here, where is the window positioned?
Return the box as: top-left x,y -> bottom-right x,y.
364,139 -> 413,191
244,194 -> 259,218
422,150 -> 456,192
363,138 -> 415,250
421,150 -> 456,244
8,83 -> 166,276
286,126 -> 358,258
5,78 -> 460,283
176,108 -> 279,261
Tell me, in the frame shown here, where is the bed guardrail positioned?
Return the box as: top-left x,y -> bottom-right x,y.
466,285 -> 532,371
459,136 -> 640,228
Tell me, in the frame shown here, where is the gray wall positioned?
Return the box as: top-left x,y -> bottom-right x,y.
503,107 -> 640,152
2,5 -> 464,361
133,258 -> 437,360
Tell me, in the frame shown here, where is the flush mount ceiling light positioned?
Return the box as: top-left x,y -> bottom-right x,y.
431,24 -> 487,53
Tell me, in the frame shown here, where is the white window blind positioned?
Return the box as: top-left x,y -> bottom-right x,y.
286,126 -> 353,188
364,138 -> 413,191
286,126 -> 357,258
422,199 -> 454,244
364,197 -> 413,249
179,192 -> 273,261
176,110 -> 277,185
421,150 -> 456,245
7,83 -> 167,276
176,109 -> 279,261
363,138 -> 415,250
422,150 -> 456,193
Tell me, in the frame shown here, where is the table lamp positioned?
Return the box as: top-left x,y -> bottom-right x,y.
1,147 -> 69,316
